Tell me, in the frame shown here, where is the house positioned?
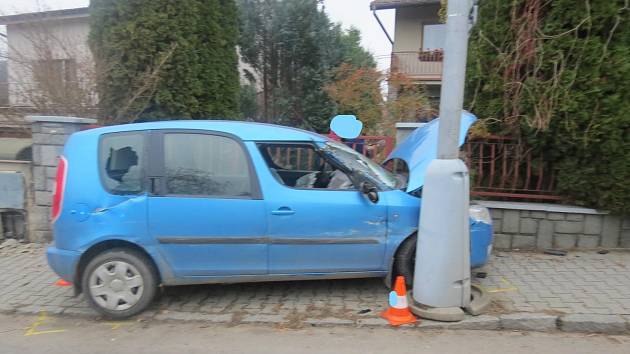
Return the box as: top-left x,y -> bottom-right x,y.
0,7 -> 93,109
0,56 -> 31,160
0,8 -> 92,160
371,0 -> 444,104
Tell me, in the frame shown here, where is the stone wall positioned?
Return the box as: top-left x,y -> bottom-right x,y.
478,201 -> 630,250
26,116 -> 96,242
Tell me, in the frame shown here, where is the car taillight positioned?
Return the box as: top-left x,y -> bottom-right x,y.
51,156 -> 67,223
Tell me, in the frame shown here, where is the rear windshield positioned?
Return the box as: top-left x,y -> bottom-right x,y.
99,132 -> 145,195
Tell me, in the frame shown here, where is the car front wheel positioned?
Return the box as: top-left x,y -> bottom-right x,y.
394,234 -> 417,287
82,248 -> 157,319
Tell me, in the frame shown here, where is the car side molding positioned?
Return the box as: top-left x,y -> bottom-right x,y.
157,237 -> 380,245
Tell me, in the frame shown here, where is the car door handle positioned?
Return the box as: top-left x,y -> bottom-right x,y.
271,207 -> 295,216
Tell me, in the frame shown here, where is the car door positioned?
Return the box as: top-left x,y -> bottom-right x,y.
147,130 -> 267,277
256,142 -> 387,274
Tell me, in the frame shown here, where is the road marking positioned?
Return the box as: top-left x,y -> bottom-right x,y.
24,311 -> 66,336
482,277 -> 519,293
486,287 -> 518,293
104,322 -> 132,330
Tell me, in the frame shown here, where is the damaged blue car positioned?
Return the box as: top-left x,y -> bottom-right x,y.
47,113 -> 493,318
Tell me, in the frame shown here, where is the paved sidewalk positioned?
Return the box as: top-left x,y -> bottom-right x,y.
479,252 -> 630,315
0,240 -> 629,332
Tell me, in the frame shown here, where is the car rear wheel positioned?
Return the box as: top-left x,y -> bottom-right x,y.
82,248 -> 157,319
394,234 -> 417,287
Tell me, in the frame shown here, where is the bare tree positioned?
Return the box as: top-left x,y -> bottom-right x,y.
0,13 -> 177,126
0,19 -> 98,119
96,42 -> 178,125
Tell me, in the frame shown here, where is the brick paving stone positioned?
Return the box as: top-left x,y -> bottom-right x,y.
478,251 -> 630,317
1,242 -> 630,329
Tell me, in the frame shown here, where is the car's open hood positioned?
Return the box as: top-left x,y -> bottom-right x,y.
385,111 -> 477,193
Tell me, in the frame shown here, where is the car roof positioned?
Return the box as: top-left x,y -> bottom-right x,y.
74,120 -> 329,142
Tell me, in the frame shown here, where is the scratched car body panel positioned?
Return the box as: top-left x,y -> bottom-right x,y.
47,120 -> 493,302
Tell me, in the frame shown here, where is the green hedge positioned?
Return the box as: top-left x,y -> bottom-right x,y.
90,0 -> 240,122
466,0 -> 630,213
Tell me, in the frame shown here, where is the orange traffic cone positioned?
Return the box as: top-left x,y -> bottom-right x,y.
380,276 -> 417,326
54,279 -> 72,286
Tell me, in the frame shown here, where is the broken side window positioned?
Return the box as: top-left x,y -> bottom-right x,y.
99,132 -> 145,194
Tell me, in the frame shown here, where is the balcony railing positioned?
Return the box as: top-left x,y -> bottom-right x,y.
391,51 -> 443,80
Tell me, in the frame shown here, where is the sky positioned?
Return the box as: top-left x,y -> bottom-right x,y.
0,0 -> 396,70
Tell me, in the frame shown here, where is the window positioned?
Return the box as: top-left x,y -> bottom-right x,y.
32,58 -> 78,91
0,60 -> 8,106
422,24 -> 446,51
164,133 -> 252,197
100,132 -> 145,194
258,143 -> 354,190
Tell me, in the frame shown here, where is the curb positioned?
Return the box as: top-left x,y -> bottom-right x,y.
559,314 -> 628,334
500,313 -> 557,332
1,305 -> 629,334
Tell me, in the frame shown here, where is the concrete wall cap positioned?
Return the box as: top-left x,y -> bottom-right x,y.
474,200 -> 608,215
0,159 -> 31,165
395,122 -> 427,129
25,116 -> 97,124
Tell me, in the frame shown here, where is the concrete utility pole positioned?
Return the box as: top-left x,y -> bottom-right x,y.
436,0 -> 471,159
411,0 -> 474,321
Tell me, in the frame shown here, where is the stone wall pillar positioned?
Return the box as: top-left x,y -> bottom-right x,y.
394,122 -> 427,146
26,116 -> 97,243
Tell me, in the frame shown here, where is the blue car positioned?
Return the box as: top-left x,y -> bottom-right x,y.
47,115 -> 493,318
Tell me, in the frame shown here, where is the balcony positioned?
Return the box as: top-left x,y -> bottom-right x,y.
391,50 -> 443,81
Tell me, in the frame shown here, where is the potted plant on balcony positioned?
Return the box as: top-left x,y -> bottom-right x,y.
418,49 -> 444,62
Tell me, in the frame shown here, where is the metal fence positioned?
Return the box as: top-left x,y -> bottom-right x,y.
463,136 -> 561,201
344,136 -> 395,163
267,136 -> 395,171
0,115 -> 558,201
269,133 -> 560,201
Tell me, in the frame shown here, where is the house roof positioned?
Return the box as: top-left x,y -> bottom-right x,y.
0,7 -> 89,26
370,0 -> 440,10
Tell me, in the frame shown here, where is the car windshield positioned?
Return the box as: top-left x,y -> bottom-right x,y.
320,140 -> 402,189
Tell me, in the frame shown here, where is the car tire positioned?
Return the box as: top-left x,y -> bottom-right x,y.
82,248 -> 157,319
395,234 -> 417,287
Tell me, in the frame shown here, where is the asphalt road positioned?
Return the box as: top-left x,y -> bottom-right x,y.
1,313 -> 629,354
